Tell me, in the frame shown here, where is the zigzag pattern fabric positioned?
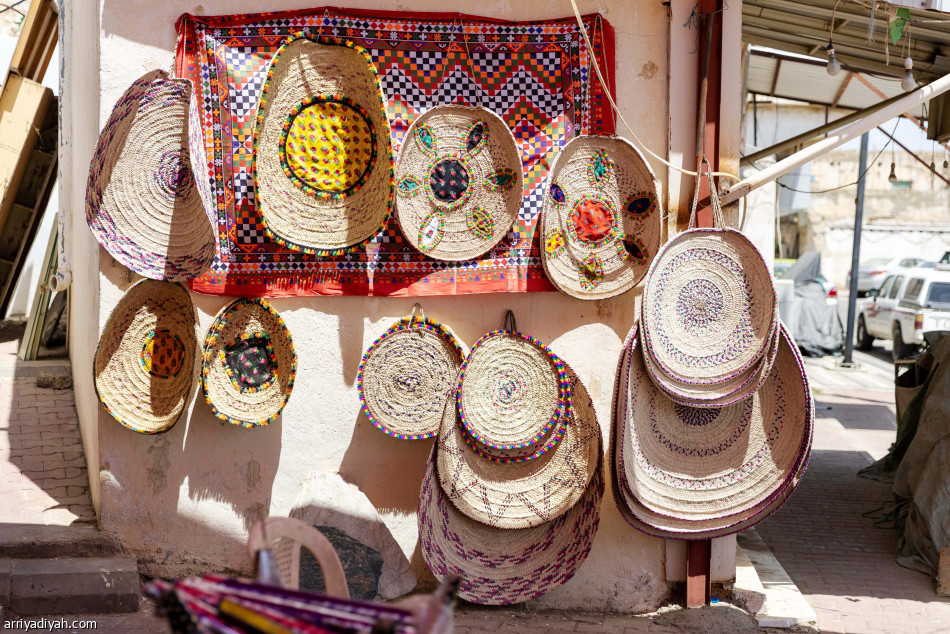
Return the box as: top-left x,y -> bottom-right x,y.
177,8 -> 614,296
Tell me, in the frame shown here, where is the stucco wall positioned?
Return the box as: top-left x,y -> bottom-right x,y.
74,0 -> 741,613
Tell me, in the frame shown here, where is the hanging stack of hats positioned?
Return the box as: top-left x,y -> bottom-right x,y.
611,162 -> 814,539
418,310 -> 604,605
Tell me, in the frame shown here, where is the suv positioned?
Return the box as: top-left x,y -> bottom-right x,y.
856,264 -> 950,360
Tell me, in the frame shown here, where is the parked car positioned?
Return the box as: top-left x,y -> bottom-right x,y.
777,252 -> 843,356
856,264 -> 950,360
847,256 -> 926,297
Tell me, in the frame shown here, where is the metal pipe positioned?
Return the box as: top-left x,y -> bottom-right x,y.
842,132 -> 869,367
722,71 -> 950,206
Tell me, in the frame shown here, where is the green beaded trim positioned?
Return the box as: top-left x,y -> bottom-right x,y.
397,174 -> 424,198
587,148 -> 614,189
139,330 -> 186,379
483,168 -> 518,193
415,121 -> 437,154
253,32 -> 395,257
624,190 -> 658,220
544,228 -> 567,257
578,253 -> 605,290
565,194 -> 621,249
466,205 -> 494,240
462,118 -> 489,158
618,234 -> 649,264
424,152 -> 473,212
418,209 -> 446,253
219,331 -> 277,394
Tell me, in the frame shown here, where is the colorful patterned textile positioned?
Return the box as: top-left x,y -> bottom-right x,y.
176,7 -> 615,296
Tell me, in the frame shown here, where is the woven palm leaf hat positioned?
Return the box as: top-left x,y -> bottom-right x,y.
394,105 -> 523,260
640,161 -> 777,400
610,321 -> 813,538
540,136 -> 661,299
201,299 -> 297,428
438,366 -> 600,529
254,33 -> 394,255
94,280 -> 198,434
420,407 -> 604,604
456,310 -> 571,459
86,70 -> 216,281
356,304 -> 465,440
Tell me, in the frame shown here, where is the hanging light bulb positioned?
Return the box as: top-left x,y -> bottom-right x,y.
888,161 -> 898,183
902,57 -> 916,92
943,158 -> 948,170
826,40 -> 842,76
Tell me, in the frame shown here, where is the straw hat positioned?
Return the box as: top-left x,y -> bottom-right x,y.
611,322 -> 812,537
419,443 -> 603,605
86,70 -> 216,282
456,312 -> 571,453
540,136 -> 661,299
254,34 -> 394,255
94,280 -> 198,434
357,307 -> 465,440
640,165 -> 776,390
201,299 -> 296,428
438,369 -> 600,529
395,105 -> 522,261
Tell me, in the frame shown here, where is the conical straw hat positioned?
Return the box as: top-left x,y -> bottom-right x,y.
394,105 -> 522,261
357,307 -> 465,440
201,299 -> 296,428
86,70 -> 216,281
610,322 -> 813,537
438,369 -> 600,529
419,442 -> 603,605
254,34 -> 394,254
94,280 -> 198,434
540,135 -> 661,299
456,311 -> 571,453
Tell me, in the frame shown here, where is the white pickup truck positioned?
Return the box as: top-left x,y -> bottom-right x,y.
856,264 -> 950,360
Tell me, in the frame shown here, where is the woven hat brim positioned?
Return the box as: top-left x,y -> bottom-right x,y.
437,367 -> 600,529
540,135 -> 661,300
85,70 -> 216,282
394,105 -> 522,262
626,325 -> 810,520
641,228 -> 777,385
357,317 -> 464,440
94,280 -> 198,434
201,299 -> 297,428
420,442 -> 603,605
254,36 -> 394,255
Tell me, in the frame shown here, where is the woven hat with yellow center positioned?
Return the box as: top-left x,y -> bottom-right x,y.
640,162 -> 776,395
201,299 -> 296,428
540,136 -> 661,299
356,305 -> 465,440
438,368 -> 600,529
395,105 -> 522,261
254,34 -> 394,255
611,322 -> 813,538
94,280 -> 198,434
86,70 -> 216,281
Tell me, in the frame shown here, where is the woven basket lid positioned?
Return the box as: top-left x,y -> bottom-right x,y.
438,368 -> 600,529
540,136 -> 661,300
457,311 -> 571,452
394,105 -> 522,261
254,34 -> 394,255
419,442 -> 603,605
357,307 -> 465,440
640,305 -> 781,408
85,70 -> 216,282
201,299 -> 297,428
94,280 -> 197,434
612,322 -> 812,535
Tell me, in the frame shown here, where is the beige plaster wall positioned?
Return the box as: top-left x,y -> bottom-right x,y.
79,0 -> 741,612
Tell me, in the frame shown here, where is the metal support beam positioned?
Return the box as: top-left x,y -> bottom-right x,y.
832,72 -> 854,108
770,58 -> 782,97
842,132 -> 869,368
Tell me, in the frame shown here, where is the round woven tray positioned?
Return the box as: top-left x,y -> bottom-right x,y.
94,280 -> 197,434
394,105 -> 522,261
540,135 -> 661,299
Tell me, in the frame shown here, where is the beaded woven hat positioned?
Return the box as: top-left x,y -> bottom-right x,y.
94,280 -> 198,434
437,369 -> 600,529
456,311 -> 571,456
540,136 -> 661,299
201,299 -> 296,428
254,34 -> 394,255
419,441 -> 603,605
356,305 -> 465,440
86,70 -> 216,281
640,163 -> 777,395
611,322 -> 813,538
394,105 -> 522,261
